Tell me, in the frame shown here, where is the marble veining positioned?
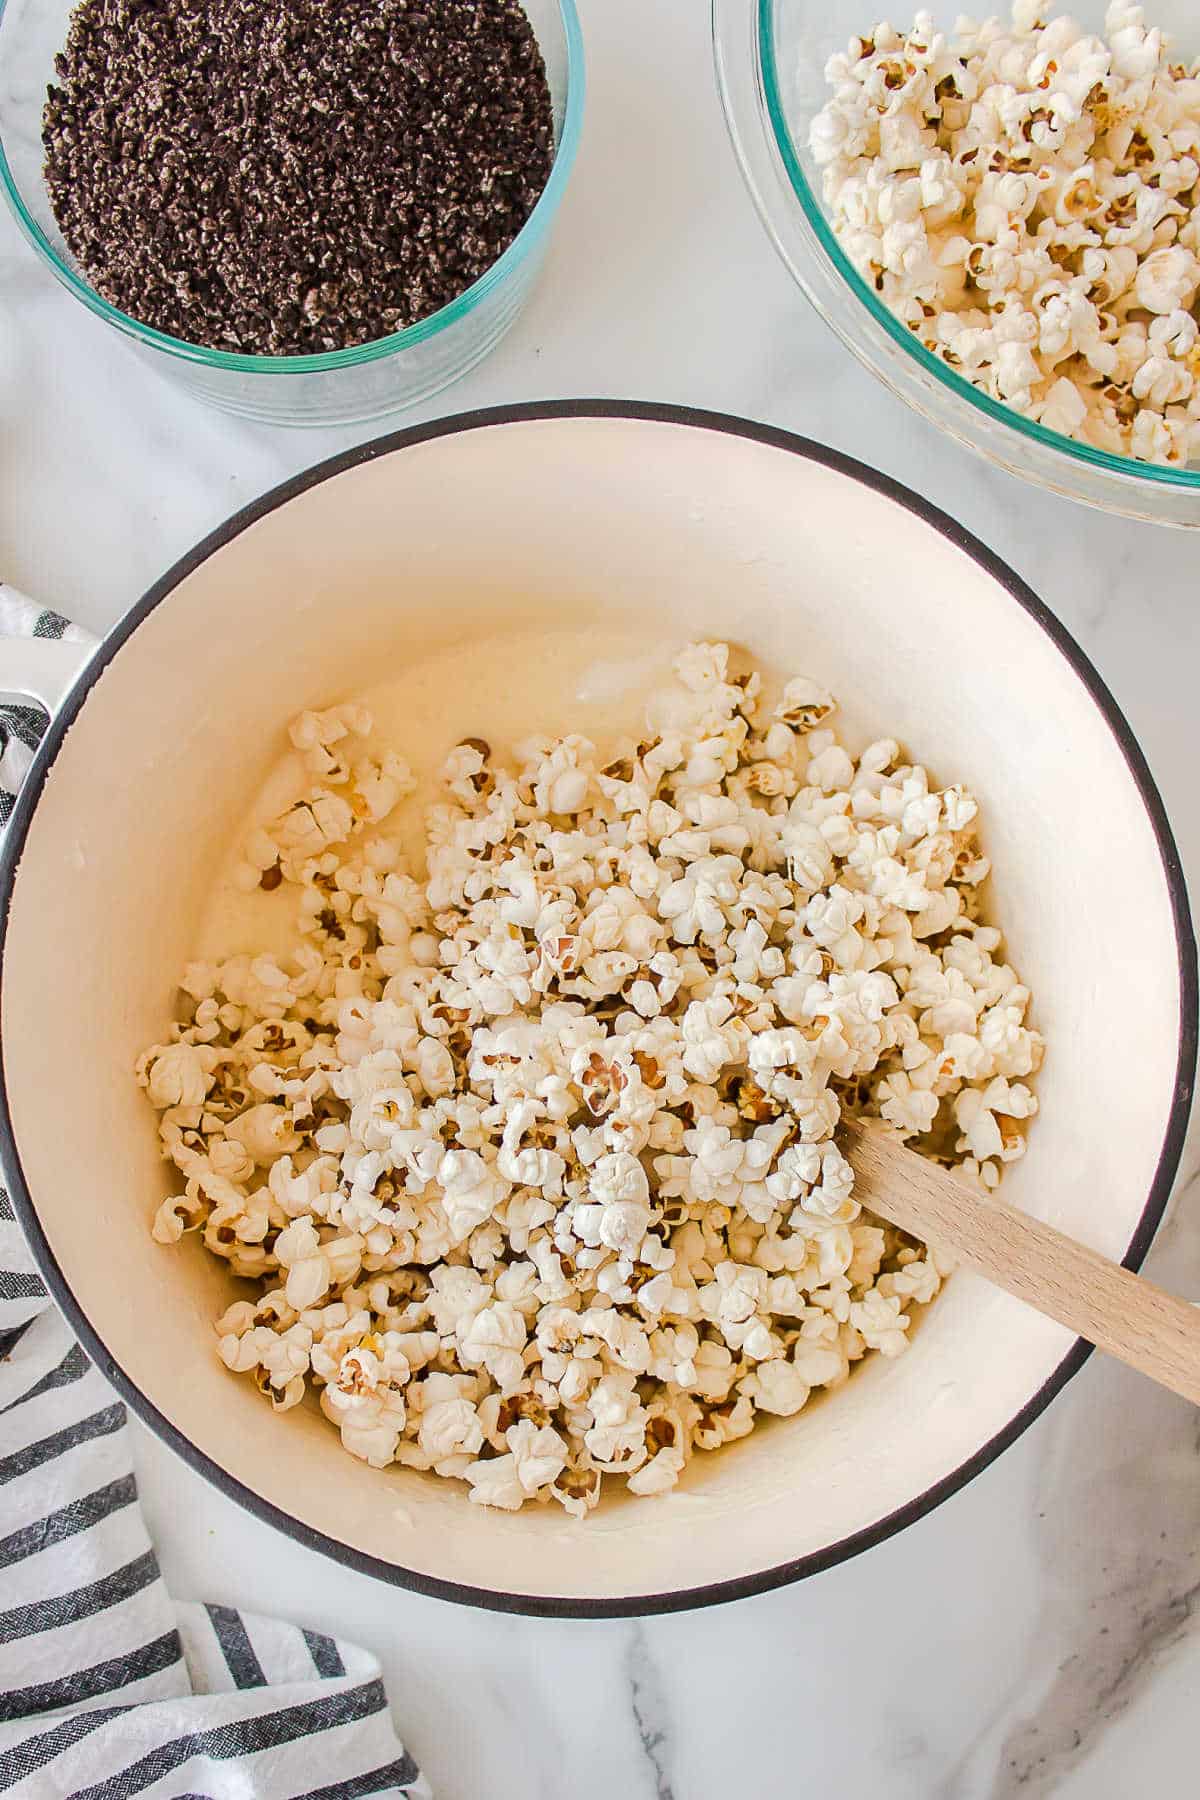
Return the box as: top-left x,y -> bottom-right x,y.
2,0 -> 1198,1795
919,1150 -> 1200,1800
627,1627 -> 676,1800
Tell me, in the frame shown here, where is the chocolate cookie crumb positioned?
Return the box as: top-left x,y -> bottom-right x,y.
43,0 -> 555,356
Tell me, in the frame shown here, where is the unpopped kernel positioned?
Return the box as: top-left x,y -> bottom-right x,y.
137,645 -> 1042,1514
811,3 -> 1200,464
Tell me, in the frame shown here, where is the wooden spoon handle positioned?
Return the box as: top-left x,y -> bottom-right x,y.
842,1119 -> 1200,1407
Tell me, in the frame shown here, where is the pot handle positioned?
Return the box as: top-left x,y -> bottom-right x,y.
0,588 -> 97,816
0,636 -> 95,715
0,586 -> 96,718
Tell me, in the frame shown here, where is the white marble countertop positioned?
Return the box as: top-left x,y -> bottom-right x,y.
3,0 -> 1199,1794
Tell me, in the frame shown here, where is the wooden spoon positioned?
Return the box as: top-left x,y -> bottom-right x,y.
841,1118 -> 1200,1406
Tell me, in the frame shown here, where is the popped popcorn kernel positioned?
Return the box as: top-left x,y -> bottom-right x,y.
139,642 -> 1041,1512
811,1 -> 1200,464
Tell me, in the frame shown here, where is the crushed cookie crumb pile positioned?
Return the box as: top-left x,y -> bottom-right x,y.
137,643 -> 1042,1514
42,0 -> 554,355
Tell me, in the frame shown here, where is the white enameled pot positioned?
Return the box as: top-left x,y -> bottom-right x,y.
1,404 -> 1194,1616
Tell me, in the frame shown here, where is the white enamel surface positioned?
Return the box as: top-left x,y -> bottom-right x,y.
1,412 -> 1185,1604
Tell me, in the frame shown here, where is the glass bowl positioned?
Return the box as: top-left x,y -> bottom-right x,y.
713,0 -> 1200,525
0,0 -> 583,427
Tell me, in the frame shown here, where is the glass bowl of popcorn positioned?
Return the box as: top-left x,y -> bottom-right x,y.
1,404 -> 1193,1613
713,0 -> 1200,524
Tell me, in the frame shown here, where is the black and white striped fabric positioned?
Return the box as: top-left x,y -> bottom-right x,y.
0,589 -> 429,1799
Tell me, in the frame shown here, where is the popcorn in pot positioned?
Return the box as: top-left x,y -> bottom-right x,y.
138,642 -> 1042,1511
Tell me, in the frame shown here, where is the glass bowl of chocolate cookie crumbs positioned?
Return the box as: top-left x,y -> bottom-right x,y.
0,0 -> 583,426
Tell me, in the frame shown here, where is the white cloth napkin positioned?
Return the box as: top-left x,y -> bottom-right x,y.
0,587 -> 430,1800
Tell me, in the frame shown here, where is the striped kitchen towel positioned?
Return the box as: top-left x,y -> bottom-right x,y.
0,590 -> 429,1799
